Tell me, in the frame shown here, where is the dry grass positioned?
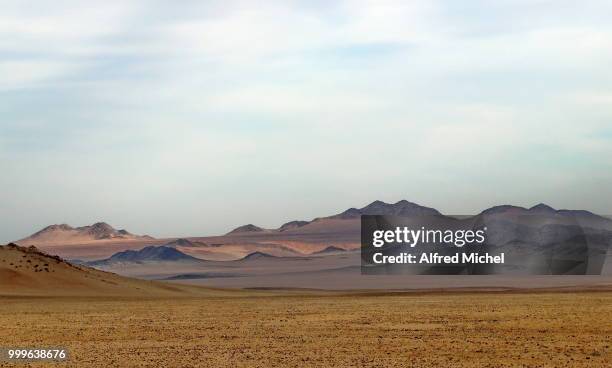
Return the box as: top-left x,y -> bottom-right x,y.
0,291 -> 610,367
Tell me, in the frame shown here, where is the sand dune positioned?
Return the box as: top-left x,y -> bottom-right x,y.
0,243 -> 237,297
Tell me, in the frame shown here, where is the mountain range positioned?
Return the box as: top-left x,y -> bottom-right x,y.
18,222 -> 152,245
16,200 -> 612,246
22,200 -> 607,282
226,200 -> 612,234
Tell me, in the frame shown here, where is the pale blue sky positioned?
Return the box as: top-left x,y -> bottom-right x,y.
1,0 -> 612,242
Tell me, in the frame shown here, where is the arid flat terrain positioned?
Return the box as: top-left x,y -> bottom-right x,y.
2,242 -> 611,367
1,291 -> 610,367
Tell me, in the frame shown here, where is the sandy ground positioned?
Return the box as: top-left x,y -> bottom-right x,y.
0,291 -> 610,367
175,270 -> 612,290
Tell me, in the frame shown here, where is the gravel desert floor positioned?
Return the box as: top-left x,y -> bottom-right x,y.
1,291 -> 611,367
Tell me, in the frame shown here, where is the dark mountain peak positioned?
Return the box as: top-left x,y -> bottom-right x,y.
394,199 -> 415,205
240,251 -> 275,260
391,200 -> 440,215
529,203 -> 556,213
90,245 -> 200,266
227,224 -> 265,235
311,201 -> 437,222
279,220 -> 309,231
360,200 -> 390,212
364,200 -> 440,216
328,200 -> 440,219
332,208 -> 362,219
106,249 -> 136,260
480,205 -> 527,215
139,246 -> 182,259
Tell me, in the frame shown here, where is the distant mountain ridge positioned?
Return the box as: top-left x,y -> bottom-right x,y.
226,224 -> 265,235
224,200 -> 612,237
480,203 -> 612,225
19,201 -> 611,247
227,200 -> 442,234
18,222 -> 153,245
325,200 -> 441,220
279,220 -> 309,231
88,246 -> 201,267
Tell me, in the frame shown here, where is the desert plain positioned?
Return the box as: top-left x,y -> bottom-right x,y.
1,290 -> 611,367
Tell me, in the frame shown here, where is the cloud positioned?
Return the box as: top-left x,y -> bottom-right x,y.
1,0 -> 612,241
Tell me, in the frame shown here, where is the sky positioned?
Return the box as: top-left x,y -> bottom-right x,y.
1,0 -> 612,242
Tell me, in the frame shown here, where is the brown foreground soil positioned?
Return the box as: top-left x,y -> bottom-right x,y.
0,291 -> 610,367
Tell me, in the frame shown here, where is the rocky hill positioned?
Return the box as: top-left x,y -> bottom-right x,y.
18,222 -> 153,245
